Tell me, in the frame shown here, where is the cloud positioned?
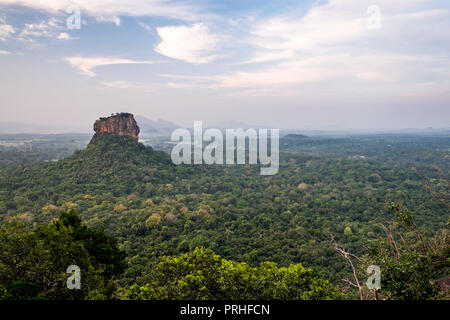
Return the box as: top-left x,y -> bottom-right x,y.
245,1 -> 448,62
16,17 -> 80,42
0,16 -> 15,41
0,14 -> 78,43
18,18 -> 60,40
100,80 -> 158,93
138,22 -> 152,32
3,0 -> 449,99
160,54 -> 356,91
100,80 -> 135,89
0,0 -> 208,22
161,0 -> 450,96
57,32 -> 76,40
166,82 -> 195,89
64,56 -> 156,77
155,23 -> 221,64
212,54 -> 446,90
159,73 -> 215,88
95,15 -> 121,26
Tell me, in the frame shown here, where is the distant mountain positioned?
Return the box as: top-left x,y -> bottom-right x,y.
0,115 -> 179,135
282,134 -> 309,140
135,115 -> 180,135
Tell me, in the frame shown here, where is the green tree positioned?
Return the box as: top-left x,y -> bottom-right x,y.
119,247 -> 342,300
0,209 -> 127,300
367,203 -> 449,300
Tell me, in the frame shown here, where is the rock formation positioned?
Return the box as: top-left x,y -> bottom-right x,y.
89,113 -> 140,144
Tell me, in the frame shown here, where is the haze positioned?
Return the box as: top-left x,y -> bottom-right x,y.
0,0 -> 449,132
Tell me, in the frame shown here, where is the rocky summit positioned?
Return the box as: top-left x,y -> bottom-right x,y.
89,113 -> 140,144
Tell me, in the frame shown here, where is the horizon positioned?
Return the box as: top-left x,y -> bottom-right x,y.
0,113 -> 449,135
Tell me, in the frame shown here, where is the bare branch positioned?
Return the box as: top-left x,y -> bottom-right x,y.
379,223 -> 400,259
329,234 -> 363,300
342,278 -> 359,288
418,170 -> 450,208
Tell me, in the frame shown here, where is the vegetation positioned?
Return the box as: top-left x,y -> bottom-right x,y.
119,247 -> 341,300
331,203 -> 449,300
0,209 -> 126,299
367,204 -> 449,299
0,132 -> 448,299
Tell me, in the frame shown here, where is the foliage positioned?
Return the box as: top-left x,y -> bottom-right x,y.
0,133 -> 448,299
365,204 -> 449,300
118,247 -> 342,300
0,209 -> 126,299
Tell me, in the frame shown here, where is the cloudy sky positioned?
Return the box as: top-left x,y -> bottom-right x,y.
0,0 -> 449,131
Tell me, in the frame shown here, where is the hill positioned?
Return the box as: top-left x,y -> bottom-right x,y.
1,134 -> 174,204
282,134 -> 309,140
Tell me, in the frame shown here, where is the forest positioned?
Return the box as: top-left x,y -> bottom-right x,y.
0,132 -> 448,300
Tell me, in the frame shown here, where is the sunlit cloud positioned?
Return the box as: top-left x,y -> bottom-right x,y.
0,16 -> 15,41
155,23 -> 221,64
157,0 -> 450,95
138,22 -> 152,32
57,32 -> 76,40
64,56 -> 157,77
0,0 -> 209,22
17,18 -> 64,41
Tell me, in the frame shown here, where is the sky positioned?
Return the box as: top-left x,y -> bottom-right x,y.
0,0 -> 449,131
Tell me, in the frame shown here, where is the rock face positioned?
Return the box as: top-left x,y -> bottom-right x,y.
89,113 -> 140,144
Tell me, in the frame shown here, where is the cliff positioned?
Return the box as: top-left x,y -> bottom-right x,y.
89,113 -> 140,144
